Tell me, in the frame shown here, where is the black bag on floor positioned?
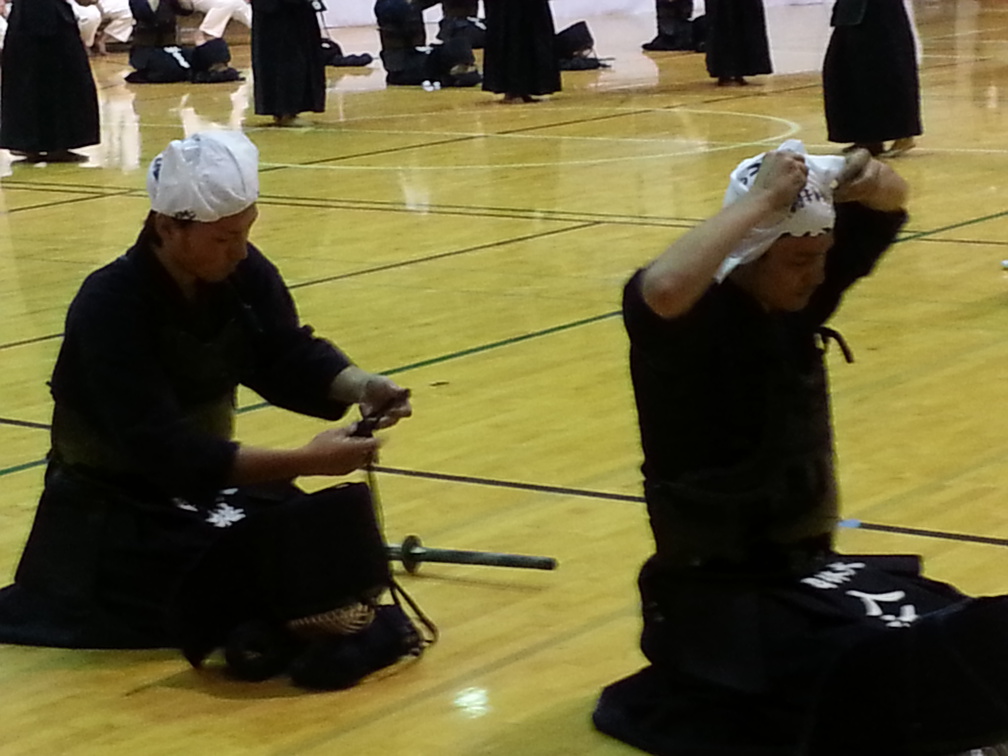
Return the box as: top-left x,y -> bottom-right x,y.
555,22 -> 610,71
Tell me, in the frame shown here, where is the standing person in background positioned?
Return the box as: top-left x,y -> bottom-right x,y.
642,0 -> 695,53
704,0 -> 771,86
823,0 -> 922,156
251,0 -> 325,126
481,0 -> 560,104
0,0 -> 99,162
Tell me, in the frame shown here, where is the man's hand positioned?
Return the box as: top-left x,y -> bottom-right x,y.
359,375 -> 412,430
301,427 -> 381,476
834,150 -> 909,212
750,149 -> 809,215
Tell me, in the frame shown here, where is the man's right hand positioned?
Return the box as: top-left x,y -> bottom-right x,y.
750,149 -> 810,215
301,427 -> 381,476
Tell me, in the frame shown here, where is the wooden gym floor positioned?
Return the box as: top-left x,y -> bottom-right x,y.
1,1 -> 1008,753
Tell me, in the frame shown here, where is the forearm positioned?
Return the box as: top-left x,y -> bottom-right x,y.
228,444 -> 326,485
328,364 -> 371,404
642,191 -> 780,318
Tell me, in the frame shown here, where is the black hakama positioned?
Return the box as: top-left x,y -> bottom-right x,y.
251,0 -> 326,117
704,0 -> 772,80
594,555 -> 1008,755
0,0 -> 99,154
481,0 -> 561,97
0,239 -> 354,649
823,0 -> 922,145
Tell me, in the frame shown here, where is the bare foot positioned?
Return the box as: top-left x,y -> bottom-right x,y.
501,94 -> 540,104
273,114 -> 304,127
885,137 -> 917,156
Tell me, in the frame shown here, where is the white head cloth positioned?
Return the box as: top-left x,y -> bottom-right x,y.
147,131 -> 259,223
715,139 -> 846,282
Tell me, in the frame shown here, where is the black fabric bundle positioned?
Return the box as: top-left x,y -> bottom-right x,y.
172,482 -> 428,689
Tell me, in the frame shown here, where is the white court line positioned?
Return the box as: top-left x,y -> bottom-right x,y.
924,24 -> 1008,42
247,103 -> 802,128
251,107 -> 802,170
260,141 -> 1008,172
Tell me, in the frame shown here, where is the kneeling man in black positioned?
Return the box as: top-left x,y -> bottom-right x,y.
594,141 -> 1008,755
0,131 -> 422,689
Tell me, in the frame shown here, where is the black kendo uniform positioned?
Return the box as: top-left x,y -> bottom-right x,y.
375,0 -> 480,87
823,0 -> 922,148
435,0 -> 484,49
642,0 -> 697,52
593,202 -> 1008,755
127,0 -> 241,83
375,0 -> 430,85
704,0 -> 772,82
0,0 -> 99,155
481,0 -> 560,98
251,0 -> 326,117
0,234 -> 372,651
129,0 -> 192,47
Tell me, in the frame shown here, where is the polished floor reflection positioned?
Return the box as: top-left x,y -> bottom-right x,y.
1,2 -> 1008,754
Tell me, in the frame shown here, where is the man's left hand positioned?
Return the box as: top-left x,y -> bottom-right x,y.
834,151 -> 909,212
359,375 -> 412,430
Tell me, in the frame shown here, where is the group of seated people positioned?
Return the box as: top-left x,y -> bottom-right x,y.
66,0 -> 250,56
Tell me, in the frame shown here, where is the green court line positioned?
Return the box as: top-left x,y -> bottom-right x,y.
235,309 -> 622,414
0,203 -> 1004,457
898,209 -> 1008,242
0,458 -> 46,477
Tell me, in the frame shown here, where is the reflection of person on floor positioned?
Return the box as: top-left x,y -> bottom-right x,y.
823,0 -> 922,157
594,141 -> 1008,755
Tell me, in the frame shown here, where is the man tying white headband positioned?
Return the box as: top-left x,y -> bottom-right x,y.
593,123 -> 1008,756
715,139 -> 846,282
634,137 -> 901,318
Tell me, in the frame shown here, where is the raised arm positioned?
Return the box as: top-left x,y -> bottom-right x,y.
640,150 -> 809,318
833,148 -> 909,213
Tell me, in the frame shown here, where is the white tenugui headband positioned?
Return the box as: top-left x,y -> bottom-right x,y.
715,139 -> 847,282
146,130 -> 259,223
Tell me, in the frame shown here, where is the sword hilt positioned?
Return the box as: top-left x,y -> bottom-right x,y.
387,534 -> 558,574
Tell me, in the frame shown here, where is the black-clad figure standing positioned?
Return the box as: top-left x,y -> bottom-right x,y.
251,0 -> 326,125
482,0 -> 560,103
823,0 -> 922,156
0,0 -> 99,161
704,0 -> 772,86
